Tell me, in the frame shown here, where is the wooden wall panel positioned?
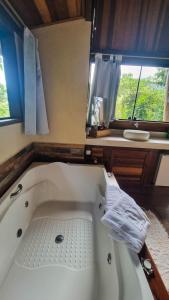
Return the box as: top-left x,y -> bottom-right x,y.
0,144 -> 34,198
46,0 -> 69,21
110,0 -> 141,51
33,142 -> 85,163
92,0 -> 169,58
85,145 -> 160,186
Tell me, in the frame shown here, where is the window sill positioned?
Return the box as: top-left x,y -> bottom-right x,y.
109,120 -> 169,132
0,119 -> 21,127
86,136 -> 169,150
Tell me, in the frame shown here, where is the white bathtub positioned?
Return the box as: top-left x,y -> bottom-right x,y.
0,163 -> 153,300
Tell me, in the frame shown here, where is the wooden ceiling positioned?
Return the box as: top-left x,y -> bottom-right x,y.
9,0 -> 92,28
92,0 -> 169,59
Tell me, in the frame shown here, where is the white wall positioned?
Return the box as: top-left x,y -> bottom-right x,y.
33,19 -> 91,144
0,123 -> 32,164
0,19 -> 91,164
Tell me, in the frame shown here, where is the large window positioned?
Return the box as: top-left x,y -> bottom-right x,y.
88,61 -> 169,127
0,42 -> 10,118
115,65 -> 168,122
0,3 -> 23,125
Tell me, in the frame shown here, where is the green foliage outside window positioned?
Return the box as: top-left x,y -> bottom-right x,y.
115,68 -> 168,121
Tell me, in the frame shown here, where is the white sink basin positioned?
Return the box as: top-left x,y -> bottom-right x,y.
123,129 -> 150,141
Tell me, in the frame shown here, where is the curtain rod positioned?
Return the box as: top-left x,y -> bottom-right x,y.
0,0 -> 26,29
90,52 -> 169,61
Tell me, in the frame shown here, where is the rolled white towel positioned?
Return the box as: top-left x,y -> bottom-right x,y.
101,186 -> 150,253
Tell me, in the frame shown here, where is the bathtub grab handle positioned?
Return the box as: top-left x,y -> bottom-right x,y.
10,184 -> 23,198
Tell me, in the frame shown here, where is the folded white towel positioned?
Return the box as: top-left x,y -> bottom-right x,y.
101,186 -> 150,253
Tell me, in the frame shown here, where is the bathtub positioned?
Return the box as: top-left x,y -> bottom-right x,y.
0,163 -> 153,300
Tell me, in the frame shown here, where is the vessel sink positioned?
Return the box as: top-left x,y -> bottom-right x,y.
123,129 -> 150,141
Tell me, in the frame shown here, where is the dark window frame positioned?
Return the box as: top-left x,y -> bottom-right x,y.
109,120 -> 169,132
0,3 -> 23,126
89,54 -> 169,132
114,64 -> 168,123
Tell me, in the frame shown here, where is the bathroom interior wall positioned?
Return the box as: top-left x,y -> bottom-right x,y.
33,19 -> 91,145
0,19 -> 91,164
0,123 -> 32,164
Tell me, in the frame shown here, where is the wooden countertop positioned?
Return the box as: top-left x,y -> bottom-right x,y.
86,136 -> 169,150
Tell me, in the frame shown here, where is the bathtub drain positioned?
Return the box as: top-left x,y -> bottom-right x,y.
55,235 -> 64,244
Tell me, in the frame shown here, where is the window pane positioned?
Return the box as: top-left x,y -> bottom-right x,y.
115,65 -> 168,121
0,42 -> 10,118
134,67 -> 168,121
115,65 -> 141,119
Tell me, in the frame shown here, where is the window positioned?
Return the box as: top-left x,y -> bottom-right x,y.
0,3 -> 23,125
88,60 -> 169,128
115,65 -> 168,122
0,42 -> 10,118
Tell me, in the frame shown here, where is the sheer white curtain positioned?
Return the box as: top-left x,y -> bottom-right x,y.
24,27 -> 49,135
87,54 -> 121,127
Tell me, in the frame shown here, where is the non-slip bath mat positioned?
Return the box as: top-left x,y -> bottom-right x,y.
15,217 -> 94,271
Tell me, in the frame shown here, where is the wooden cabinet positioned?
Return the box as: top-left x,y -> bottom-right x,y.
111,148 -> 147,183
85,145 -> 160,186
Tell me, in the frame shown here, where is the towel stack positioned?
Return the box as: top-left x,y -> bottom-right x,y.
101,186 -> 150,253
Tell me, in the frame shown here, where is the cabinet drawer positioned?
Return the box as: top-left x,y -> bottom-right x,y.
111,149 -> 148,183
112,166 -> 143,177
92,147 -> 103,157
112,157 -> 145,167
112,149 -> 148,159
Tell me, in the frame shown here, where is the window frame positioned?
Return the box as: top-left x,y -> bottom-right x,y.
0,118 -> 20,127
89,54 -> 169,132
109,120 -> 169,132
114,64 -> 169,124
0,3 -> 23,126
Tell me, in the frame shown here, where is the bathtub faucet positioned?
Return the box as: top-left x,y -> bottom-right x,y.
10,184 -> 23,198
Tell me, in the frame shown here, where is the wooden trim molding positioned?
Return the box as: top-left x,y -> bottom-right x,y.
33,142 -> 85,163
109,120 -> 169,133
0,143 -> 34,197
30,16 -> 85,30
140,245 -> 169,300
33,0 -> 52,23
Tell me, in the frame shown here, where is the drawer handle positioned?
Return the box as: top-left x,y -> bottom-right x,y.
10,184 -> 23,198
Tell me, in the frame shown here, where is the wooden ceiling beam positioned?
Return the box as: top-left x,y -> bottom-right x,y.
67,0 -> 78,18
33,0 -> 52,23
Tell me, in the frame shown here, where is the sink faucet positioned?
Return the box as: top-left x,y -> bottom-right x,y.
134,122 -> 139,128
